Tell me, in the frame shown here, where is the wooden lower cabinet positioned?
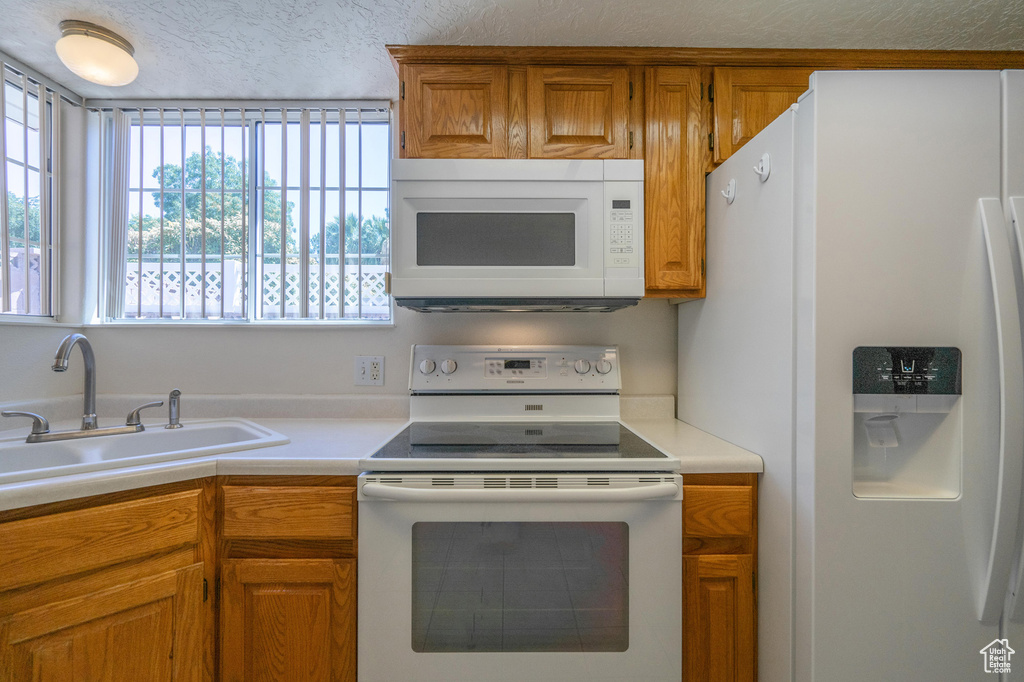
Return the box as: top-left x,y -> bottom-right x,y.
218,477 -> 358,682
0,471 -> 764,682
0,481 -> 215,682
683,554 -> 755,682
682,474 -> 758,682
220,559 -> 355,682
0,563 -> 204,682
0,476 -> 358,682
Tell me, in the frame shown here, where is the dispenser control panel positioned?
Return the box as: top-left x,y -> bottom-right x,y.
853,347 -> 962,395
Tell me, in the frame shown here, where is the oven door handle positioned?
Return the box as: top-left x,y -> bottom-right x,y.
359,481 -> 680,503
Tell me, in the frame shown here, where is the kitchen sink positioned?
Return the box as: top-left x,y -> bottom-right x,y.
0,419 -> 289,484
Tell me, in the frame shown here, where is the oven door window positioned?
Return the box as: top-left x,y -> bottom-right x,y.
411,522 -> 628,653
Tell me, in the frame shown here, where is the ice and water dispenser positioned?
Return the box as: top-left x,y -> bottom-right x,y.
852,347 -> 962,499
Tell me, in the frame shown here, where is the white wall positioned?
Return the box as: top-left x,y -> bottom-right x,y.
0,324 -> 84,402
81,299 -> 677,397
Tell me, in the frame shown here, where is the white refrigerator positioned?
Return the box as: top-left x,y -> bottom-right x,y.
679,70 -> 1024,681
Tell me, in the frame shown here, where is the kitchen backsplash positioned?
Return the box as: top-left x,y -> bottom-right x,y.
1,299 -> 677,402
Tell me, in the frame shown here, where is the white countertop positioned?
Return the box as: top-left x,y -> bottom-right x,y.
0,396 -> 763,511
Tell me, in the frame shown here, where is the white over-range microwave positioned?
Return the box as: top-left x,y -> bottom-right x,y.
390,159 -> 644,312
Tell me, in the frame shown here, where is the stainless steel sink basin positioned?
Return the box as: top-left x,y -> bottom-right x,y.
0,419 -> 289,484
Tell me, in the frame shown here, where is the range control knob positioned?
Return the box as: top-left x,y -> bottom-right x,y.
419,359 -> 436,375
595,359 -> 613,375
440,359 -> 458,375
574,359 -> 592,374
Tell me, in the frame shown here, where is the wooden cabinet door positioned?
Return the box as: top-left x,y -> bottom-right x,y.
644,66 -> 709,296
527,66 -> 631,158
0,563 -> 203,682
220,558 -> 355,682
712,67 -> 814,163
400,64 -> 508,158
683,554 -> 755,682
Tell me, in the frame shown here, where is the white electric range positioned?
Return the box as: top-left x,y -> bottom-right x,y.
357,345 -> 682,682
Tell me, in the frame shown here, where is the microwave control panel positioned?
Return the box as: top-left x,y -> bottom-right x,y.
604,180 -> 644,278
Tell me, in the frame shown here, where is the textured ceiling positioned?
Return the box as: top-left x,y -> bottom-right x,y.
1,0 -> 1022,100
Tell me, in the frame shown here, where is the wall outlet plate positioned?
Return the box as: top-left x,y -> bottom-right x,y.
355,356 -> 384,386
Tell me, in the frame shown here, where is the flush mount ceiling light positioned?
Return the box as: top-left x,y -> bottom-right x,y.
55,20 -> 138,86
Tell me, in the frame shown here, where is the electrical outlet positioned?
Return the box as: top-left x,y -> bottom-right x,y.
355,356 -> 384,386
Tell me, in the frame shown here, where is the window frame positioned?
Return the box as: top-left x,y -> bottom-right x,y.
0,62 -> 60,321
96,100 -> 393,326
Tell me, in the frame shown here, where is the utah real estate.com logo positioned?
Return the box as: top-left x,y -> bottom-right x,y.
981,639 -> 1015,674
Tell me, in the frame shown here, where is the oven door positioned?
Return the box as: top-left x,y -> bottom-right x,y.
357,473 -> 682,682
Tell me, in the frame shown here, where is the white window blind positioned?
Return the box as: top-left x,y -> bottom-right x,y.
102,103 -> 390,321
1,61 -> 59,317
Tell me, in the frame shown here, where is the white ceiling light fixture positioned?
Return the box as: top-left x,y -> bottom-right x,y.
55,20 -> 138,86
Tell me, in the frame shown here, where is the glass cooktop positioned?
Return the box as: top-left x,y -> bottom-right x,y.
369,421 -> 671,461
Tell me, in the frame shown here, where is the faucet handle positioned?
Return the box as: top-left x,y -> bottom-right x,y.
2,411 -> 51,435
126,401 -> 164,427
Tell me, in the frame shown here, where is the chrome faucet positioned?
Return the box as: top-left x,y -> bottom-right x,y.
52,333 -> 97,430
166,389 -> 182,429
2,332 -> 183,443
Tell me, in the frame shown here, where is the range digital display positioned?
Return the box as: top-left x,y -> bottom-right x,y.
504,359 -> 531,369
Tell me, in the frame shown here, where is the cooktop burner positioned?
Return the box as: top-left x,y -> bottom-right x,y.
367,421 -> 673,469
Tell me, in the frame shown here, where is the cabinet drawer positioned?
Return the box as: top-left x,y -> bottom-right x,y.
221,486 -> 355,540
0,490 -> 201,592
683,485 -> 754,537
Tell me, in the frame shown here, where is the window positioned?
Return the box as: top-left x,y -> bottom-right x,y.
1,62 -> 58,316
105,103 -> 390,321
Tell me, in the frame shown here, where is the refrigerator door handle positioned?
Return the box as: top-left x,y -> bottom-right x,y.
976,198 -> 1024,623
1002,197 -> 1024,622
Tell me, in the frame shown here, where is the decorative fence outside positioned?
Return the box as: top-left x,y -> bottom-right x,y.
2,248 -> 44,315
124,258 -> 389,319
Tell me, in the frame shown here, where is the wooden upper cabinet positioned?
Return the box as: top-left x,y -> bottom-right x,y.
644,66 -> 709,296
400,64 -> 508,158
526,66 -> 631,158
712,66 -> 814,163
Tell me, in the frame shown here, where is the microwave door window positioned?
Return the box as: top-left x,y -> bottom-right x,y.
416,213 -> 576,266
